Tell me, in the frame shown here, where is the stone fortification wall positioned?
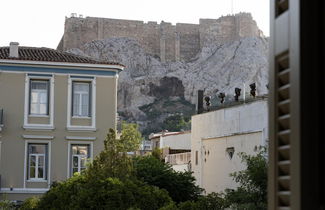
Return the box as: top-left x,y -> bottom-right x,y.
58,13 -> 261,62
199,13 -> 262,47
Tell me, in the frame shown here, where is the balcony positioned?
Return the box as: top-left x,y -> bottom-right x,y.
0,109 -> 3,131
165,152 -> 191,165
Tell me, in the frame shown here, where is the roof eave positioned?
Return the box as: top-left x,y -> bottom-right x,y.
0,59 -> 124,72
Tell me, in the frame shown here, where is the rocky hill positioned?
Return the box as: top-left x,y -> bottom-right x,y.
68,35 -> 268,135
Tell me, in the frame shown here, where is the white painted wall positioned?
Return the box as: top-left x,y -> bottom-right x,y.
191,99 -> 268,193
202,132 -> 262,193
172,164 -> 188,172
161,132 -> 191,150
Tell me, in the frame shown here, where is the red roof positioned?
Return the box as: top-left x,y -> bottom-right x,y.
0,46 -> 124,67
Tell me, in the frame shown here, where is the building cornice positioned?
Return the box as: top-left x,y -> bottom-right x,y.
0,59 -> 124,71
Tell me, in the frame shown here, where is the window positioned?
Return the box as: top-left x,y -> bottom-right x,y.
30,80 -> 49,115
226,147 -> 235,160
27,143 -> 48,180
71,144 -> 90,175
72,82 -> 91,117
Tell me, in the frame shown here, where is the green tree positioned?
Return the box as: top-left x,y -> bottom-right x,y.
162,114 -> 190,132
85,123 -> 141,181
26,124 -> 173,210
120,122 -> 142,152
223,149 -> 267,209
35,174 -> 172,210
133,156 -> 202,203
177,193 -> 225,210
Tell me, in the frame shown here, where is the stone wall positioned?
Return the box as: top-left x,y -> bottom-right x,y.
58,13 -> 262,62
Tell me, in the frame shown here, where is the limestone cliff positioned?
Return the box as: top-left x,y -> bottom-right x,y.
68,35 -> 268,135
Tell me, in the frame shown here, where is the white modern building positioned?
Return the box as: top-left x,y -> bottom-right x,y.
191,97 -> 268,194
149,131 -> 191,172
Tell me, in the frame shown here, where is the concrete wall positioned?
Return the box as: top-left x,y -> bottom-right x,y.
201,132 -> 262,193
191,99 -> 268,193
161,132 -> 191,150
58,13 -> 261,62
0,67 -> 118,200
172,164 -> 188,172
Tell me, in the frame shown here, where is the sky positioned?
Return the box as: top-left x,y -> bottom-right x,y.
0,0 -> 269,49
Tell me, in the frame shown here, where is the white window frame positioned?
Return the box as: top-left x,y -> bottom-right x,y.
28,152 -> 46,180
67,141 -> 93,178
29,80 -> 49,115
67,76 -> 96,131
23,74 -> 54,130
72,82 -> 91,117
71,145 -> 89,174
23,140 -> 51,188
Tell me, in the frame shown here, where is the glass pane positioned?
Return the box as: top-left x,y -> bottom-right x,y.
38,167 -> 44,178
73,156 -> 78,167
82,94 -> 89,105
31,81 -> 47,90
80,157 -> 87,167
73,94 -> 80,115
72,146 -> 78,155
30,167 -> 35,178
81,105 -> 88,116
39,92 -> 47,103
30,103 -> 38,114
31,92 -> 38,103
78,146 -> 88,155
30,156 -> 36,167
73,168 -> 79,174
74,83 -> 89,92
29,144 -> 45,154
38,156 -> 44,167
73,94 -> 80,106
39,104 -> 47,114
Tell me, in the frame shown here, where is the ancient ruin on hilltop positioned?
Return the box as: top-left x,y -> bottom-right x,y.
57,13 -> 264,62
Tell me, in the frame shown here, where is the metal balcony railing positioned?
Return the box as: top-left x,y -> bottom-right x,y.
165,152 -> 191,165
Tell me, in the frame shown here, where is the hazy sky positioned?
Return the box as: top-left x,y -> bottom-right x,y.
0,0 -> 269,49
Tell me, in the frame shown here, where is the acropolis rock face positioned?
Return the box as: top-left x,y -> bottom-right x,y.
63,13 -> 268,134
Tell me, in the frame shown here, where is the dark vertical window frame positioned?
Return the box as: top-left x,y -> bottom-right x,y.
46,80 -> 50,116
71,81 -> 75,117
28,79 -> 32,115
88,82 -> 92,117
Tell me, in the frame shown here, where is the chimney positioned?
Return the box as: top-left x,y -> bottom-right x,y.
197,90 -> 204,114
9,42 -> 19,58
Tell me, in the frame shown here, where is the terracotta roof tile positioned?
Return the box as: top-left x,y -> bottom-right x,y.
0,46 -> 124,67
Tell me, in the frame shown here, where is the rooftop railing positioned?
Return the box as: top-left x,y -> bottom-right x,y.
165,152 -> 191,165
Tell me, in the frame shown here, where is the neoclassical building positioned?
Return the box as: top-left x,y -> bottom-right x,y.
0,42 -> 123,200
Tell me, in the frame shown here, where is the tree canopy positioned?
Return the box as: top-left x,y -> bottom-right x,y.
133,155 -> 203,203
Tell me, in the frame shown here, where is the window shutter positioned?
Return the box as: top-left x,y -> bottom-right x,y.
270,0 -> 292,209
